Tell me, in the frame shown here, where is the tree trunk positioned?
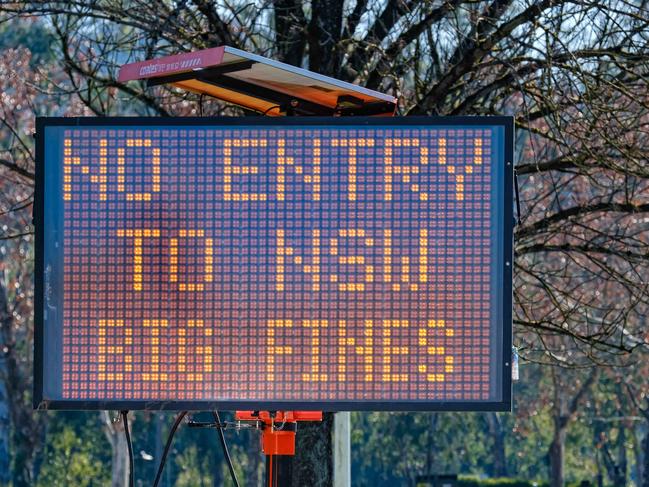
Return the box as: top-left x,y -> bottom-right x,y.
614,383 -> 628,486
596,448 -> 604,487
292,412 -> 333,487
549,428 -> 566,487
308,0 -> 344,76
486,412 -> 508,477
426,413 -> 438,476
0,373 -> 10,485
548,368 -> 598,487
615,423 -> 628,486
112,433 -> 129,487
274,0 -> 307,67
102,411 -> 130,487
643,427 -> 649,487
0,272 -> 44,487
631,425 -> 642,487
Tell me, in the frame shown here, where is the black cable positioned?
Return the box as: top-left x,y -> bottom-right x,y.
199,93 -> 204,117
121,410 -> 134,487
212,411 -> 240,487
261,105 -> 281,116
152,411 -> 187,487
514,167 -> 522,226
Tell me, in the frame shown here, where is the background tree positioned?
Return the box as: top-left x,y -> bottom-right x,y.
0,42 -> 50,487
547,367 -> 599,487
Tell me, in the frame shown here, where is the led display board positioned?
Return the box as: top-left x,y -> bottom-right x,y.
35,117 -> 513,411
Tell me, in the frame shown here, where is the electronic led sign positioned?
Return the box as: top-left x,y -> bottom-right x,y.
35,117 -> 513,411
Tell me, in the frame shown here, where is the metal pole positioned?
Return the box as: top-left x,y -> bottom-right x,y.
266,454 -> 293,487
333,412 -> 351,487
262,420 -> 297,487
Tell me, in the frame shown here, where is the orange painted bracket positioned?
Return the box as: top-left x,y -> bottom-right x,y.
263,429 -> 296,456
235,410 -> 323,456
236,410 -> 323,422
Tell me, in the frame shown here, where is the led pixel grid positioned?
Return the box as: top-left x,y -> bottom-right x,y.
37,118 -> 512,410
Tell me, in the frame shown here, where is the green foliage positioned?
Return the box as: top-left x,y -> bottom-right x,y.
563,416 -> 599,481
453,477 -> 592,487
506,366 -> 554,481
457,477 -> 548,487
36,420 -> 110,486
173,445 -> 213,487
352,412 -> 496,486
350,364 -> 612,486
0,17 -> 56,64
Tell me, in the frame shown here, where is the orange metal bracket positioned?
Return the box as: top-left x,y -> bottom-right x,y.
235,410 -> 323,487
235,410 -> 322,456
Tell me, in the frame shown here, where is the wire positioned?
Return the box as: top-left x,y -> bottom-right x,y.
152,411 -> 187,487
514,167 -> 522,226
261,105 -> 281,116
212,411 -> 240,487
199,94 -> 204,117
121,410 -> 134,487
273,412 -> 286,432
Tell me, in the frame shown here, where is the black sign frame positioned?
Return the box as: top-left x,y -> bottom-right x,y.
35,116 -> 513,411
